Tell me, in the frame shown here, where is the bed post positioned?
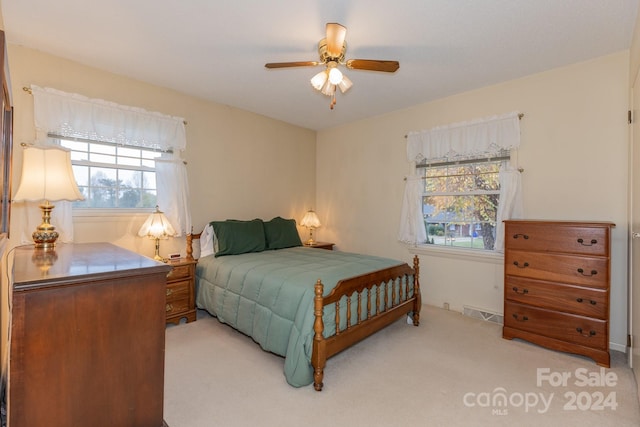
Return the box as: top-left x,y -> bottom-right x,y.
412,255 -> 421,326
312,279 -> 326,391
186,228 -> 203,261
186,232 -> 194,261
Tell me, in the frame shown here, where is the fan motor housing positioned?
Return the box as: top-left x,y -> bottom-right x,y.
318,38 -> 346,63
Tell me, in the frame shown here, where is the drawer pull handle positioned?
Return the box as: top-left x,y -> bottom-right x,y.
576,297 -> 583,303
512,314 -> 528,322
166,289 -> 173,296
576,327 -> 596,337
576,298 -> 597,306
513,233 -> 529,240
512,286 -> 528,295
166,303 -> 173,313
577,238 -> 598,246
577,268 -> 597,277
513,261 -> 529,268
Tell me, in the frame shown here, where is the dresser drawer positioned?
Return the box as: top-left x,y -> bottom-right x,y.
505,276 -> 608,319
504,301 -> 607,349
505,222 -> 610,256
167,264 -> 193,281
505,250 -> 608,288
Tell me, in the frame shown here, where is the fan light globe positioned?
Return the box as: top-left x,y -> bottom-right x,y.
338,74 -> 353,93
328,67 -> 343,85
310,70 -> 328,90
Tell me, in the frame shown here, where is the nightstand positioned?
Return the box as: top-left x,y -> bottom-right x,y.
165,258 -> 197,325
304,241 -> 335,250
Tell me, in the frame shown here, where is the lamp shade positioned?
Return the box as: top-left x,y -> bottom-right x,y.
300,210 -> 321,228
14,145 -> 84,202
138,205 -> 176,239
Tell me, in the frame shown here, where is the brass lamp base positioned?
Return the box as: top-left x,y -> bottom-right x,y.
33,229 -> 59,249
153,237 -> 165,262
305,228 -> 316,246
32,201 -> 59,249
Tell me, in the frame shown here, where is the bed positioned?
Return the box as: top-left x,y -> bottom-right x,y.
185,217 -> 421,391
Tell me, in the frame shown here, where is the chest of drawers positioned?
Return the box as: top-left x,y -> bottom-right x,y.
502,220 -> 614,367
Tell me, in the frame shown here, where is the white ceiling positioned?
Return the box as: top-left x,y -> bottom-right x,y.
2,0 -> 639,131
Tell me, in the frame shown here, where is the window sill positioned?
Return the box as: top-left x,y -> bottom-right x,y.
406,244 -> 504,264
72,209 -> 152,219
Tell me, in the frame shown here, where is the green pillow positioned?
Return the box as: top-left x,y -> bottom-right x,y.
263,217 -> 302,250
211,219 -> 266,257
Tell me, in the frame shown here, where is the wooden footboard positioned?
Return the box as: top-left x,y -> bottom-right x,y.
312,256 -> 421,391
186,233 -> 421,392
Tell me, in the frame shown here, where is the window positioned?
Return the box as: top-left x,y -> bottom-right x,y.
52,135 -> 163,209
400,112 -> 522,252
419,155 -> 504,250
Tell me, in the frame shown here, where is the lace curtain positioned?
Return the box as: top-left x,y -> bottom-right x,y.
21,85 -> 191,242
398,111 -> 522,251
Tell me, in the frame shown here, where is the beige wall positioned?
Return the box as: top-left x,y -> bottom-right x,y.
1,45 -> 316,367
6,45 -> 316,254
317,51 -> 630,350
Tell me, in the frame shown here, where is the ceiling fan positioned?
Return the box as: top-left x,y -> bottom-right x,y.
265,23 -> 400,109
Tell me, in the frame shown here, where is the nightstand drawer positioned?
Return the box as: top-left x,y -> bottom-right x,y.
166,297 -> 190,317
166,280 -> 191,302
167,264 -> 192,281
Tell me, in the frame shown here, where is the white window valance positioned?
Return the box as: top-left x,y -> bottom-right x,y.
31,85 -> 186,152
20,85 -> 192,241
406,111 -> 521,163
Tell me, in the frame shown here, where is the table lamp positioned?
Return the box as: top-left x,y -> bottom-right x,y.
13,145 -> 85,249
138,205 -> 175,261
300,209 -> 321,245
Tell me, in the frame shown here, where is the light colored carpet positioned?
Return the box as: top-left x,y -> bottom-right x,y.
164,305 -> 640,427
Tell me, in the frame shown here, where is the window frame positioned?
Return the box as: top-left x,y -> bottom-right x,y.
49,133 -> 170,212
416,151 -> 509,253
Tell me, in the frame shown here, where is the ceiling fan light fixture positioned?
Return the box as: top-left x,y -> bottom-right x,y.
310,70 -> 328,90
337,74 -> 352,93
321,80 -> 336,97
328,66 -> 343,85
266,22 -> 399,110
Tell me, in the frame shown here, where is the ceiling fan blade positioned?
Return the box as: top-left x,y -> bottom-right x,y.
346,59 -> 400,73
265,61 -> 320,69
326,23 -> 347,58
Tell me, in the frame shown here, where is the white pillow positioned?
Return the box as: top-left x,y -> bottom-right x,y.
199,224 -> 216,257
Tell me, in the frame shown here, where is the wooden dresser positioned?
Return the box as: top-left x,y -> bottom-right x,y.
7,243 -> 172,427
503,220 -> 614,367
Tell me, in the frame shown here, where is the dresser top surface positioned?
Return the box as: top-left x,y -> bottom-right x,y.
12,242 -> 170,288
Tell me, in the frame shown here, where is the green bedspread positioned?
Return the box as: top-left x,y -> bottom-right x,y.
195,246 -> 405,387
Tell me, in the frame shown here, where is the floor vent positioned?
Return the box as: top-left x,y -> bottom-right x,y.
463,305 -> 503,325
